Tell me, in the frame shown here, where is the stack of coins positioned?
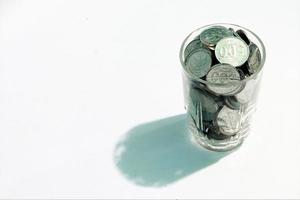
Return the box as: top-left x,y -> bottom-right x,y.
183,26 -> 262,140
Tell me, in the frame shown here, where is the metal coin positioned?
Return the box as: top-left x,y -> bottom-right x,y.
184,39 -> 206,59
189,88 -> 220,122
206,64 -> 243,96
216,106 -> 242,136
236,29 -> 250,45
185,48 -> 212,78
215,37 -> 250,67
247,43 -> 261,74
200,26 -> 233,48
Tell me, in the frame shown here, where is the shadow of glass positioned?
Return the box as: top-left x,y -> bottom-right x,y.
113,114 -> 232,187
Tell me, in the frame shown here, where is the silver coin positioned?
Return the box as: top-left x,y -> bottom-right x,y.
235,78 -> 256,104
200,26 -> 233,48
184,39 -> 206,59
206,64 -> 243,96
215,37 -> 250,67
216,106 -> 242,136
184,48 -> 212,78
247,43 -> 261,74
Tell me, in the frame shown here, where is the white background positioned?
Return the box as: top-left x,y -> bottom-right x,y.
0,0 -> 300,199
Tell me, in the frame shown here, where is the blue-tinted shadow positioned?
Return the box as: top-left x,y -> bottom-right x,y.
113,114 -> 231,187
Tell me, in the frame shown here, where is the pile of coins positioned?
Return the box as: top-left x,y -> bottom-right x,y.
183,26 -> 262,140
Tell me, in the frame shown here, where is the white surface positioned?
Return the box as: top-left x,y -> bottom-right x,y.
0,0 -> 300,199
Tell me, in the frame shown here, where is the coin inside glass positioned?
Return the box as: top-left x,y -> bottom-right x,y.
247,43 -> 261,74
184,48 -> 212,79
184,39 -> 206,59
206,63 -> 243,96
215,37 -> 250,67
200,26 -> 233,48
216,106 -> 242,136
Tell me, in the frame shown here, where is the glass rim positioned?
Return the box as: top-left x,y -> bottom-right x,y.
179,23 -> 266,85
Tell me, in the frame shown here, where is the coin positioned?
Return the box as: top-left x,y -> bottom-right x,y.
224,96 -> 241,110
189,87 -> 220,122
184,39 -> 206,59
184,48 -> 212,78
200,26 -> 233,48
216,106 -> 242,136
206,64 -> 243,96
247,43 -> 261,74
215,37 -> 250,67
236,29 -> 250,45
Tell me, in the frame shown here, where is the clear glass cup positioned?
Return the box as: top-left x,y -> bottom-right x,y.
179,23 -> 266,151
